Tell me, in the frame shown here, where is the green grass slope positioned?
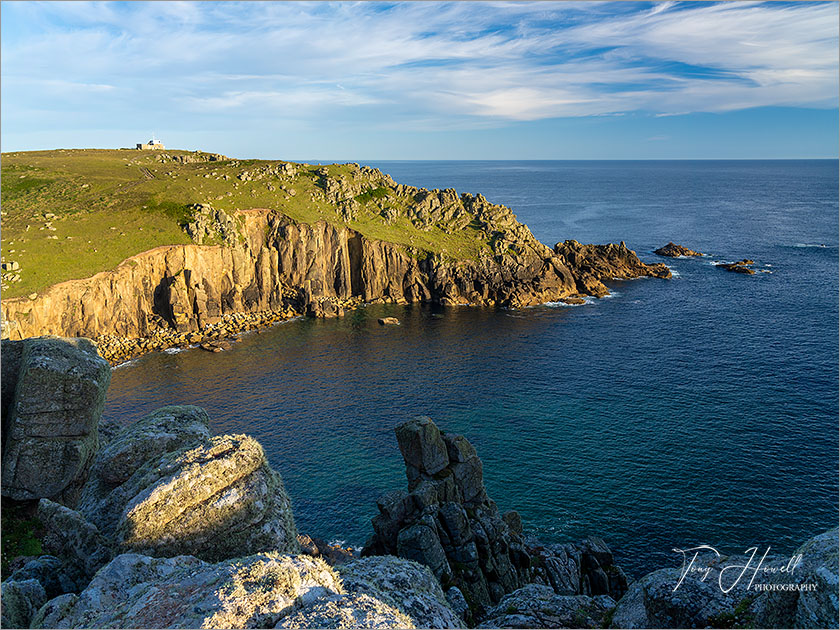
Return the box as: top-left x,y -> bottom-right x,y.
1,149 -> 500,298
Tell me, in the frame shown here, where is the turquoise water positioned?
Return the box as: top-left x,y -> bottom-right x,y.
104,160 -> 838,576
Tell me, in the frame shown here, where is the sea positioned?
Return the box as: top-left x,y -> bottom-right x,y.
103,160 -> 839,577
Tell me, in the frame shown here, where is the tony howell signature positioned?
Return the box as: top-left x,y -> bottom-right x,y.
673,545 -> 805,593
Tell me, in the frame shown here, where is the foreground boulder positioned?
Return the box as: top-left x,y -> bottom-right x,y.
751,527 -> 839,629
79,431 -> 299,561
33,552 -> 459,629
1,578 -> 47,629
1,337 -> 110,505
478,584 -> 615,629
654,242 -> 705,257
337,556 -> 465,628
363,417 -> 627,619
610,528 -> 839,629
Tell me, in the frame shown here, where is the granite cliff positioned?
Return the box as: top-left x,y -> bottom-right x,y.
1,154 -> 670,362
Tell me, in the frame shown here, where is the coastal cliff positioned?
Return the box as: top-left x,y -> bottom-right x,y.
0,152 -> 670,360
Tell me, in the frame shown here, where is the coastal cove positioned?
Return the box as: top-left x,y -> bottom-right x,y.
102,159 -> 839,578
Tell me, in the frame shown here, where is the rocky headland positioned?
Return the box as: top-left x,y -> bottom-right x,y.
1,337 -> 837,629
1,155 -> 670,364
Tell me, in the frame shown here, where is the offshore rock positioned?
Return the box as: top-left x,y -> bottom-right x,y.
1,336 -> 110,505
478,584 -> 616,629
654,242 -> 705,257
716,259 -> 756,274
363,417 -> 627,619
554,240 -> 671,297
78,432 -> 299,562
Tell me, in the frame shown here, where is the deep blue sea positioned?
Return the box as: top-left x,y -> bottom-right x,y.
103,160 -> 839,577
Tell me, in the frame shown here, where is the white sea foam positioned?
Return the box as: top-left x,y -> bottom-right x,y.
111,358 -> 139,370
792,243 -> 829,248
163,347 -> 187,355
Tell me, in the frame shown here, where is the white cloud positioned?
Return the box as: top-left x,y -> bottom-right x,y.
1,0 -> 837,130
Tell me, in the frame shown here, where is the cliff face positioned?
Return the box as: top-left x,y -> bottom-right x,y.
1,206 -> 668,343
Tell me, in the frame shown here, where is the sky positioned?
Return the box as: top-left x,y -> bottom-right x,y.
1,1 -> 838,160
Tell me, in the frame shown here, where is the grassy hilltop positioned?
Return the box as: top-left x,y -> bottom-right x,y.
1,149 -> 505,299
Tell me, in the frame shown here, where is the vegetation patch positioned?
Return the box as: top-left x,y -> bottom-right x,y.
1,498 -> 43,579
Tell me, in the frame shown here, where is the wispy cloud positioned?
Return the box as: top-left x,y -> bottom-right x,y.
1,1 -> 837,153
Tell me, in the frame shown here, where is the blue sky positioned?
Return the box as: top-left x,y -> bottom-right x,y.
1,1 -> 837,159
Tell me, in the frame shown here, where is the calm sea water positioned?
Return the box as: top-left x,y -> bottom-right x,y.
104,160 -> 838,577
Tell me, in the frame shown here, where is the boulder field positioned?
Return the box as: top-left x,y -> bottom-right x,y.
0,338 -> 836,629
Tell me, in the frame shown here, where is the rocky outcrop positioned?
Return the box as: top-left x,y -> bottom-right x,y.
610,528 -> 839,629
554,240 -> 671,297
337,556 -> 465,628
751,527 -> 839,629
654,242 -> 705,257
32,552 -> 341,629
1,336 -> 110,506
37,499 -> 114,582
1,578 -> 47,629
32,552 -> 459,629
78,430 -> 299,562
716,259 -> 756,274
478,584 -> 615,629
362,417 -> 628,620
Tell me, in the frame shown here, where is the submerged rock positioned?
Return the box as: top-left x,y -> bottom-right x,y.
654,242 -> 705,257
378,317 -> 400,325
1,337 -> 110,506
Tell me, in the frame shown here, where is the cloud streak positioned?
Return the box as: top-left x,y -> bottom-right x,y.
1,1 -> 837,152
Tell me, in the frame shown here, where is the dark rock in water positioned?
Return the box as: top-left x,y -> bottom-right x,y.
296,533 -> 355,566
362,416 -> 628,620
654,242 -> 705,257
716,259 -> 756,274
559,296 -> 586,305
378,316 -> 400,325
1,337 -> 110,506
